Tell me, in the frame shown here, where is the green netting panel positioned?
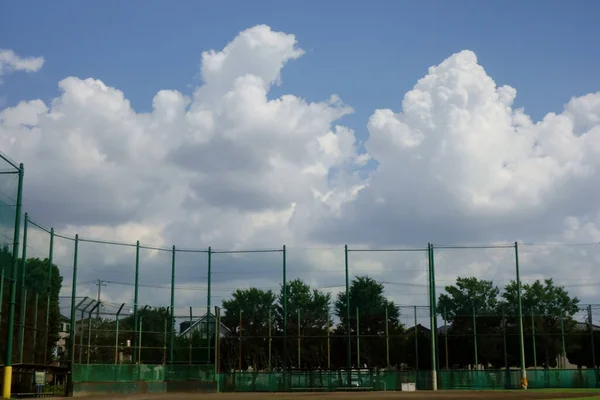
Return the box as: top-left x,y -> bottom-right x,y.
72,364 -> 216,383
527,369 -> 600,389
73,364 -> 166,382
217,370 -> 433,392
166,364 -> 214,381
438,370 -> 521,390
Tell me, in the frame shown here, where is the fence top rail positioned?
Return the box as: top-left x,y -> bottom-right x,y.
19,215 -> 600,253
0,151 -> 22,171
432,244 -> 515,250
348,248 -> 428,252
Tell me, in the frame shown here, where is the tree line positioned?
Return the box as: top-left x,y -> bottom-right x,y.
0,246 -> 63,365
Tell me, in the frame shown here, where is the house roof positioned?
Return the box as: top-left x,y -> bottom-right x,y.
178,312 -> 231,337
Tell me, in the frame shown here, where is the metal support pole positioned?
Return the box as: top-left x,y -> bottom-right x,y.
268,307 -> 272,371
69,234 -> 79,368
133,240 -> 140,363
215,306 -> 221,392
163,313 -> 167,365
531,307 -> 537,369
19,288 -> 27,363
560,312 -> 566,369
514,242 -> 527,388
282,245 -> 287,388
32,293 -> 39,363
503,308 -> 508,375
43,228 -> 54,365
138,317 -> 143,363
2,163 -> 23,400
473,304 -> 478,369
0,267 -> 4,331
414,305 -> 419,371
385,306 -> 390,368
327,309 -> 331,369
238,309 -> 243,371
114,303 -> 124,364
189,306 -> 193,364
356,307 -> 360,369
344,245 -> 351,370
297,309 -> 301,369
18,212 -> 28,364
207,246 -> 212,363
428,244 -> 438,390
169,245 -> 175,363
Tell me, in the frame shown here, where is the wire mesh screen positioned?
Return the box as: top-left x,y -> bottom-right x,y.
0,156 -> 20,365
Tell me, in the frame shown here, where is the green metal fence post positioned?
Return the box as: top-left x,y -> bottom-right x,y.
297,309 -> 301,369
238,309 -> 243,371
327,308 -> 331,369
133,240 -> 140,364
345,244 -> 351,371
32,293 -> 39,363
19,288 -> 27,363
215,306 -> 221,392
514,242 -> 527,388
207,246 -> 212,363
473,304 -> 478,369
2,162 -> 23,400
0,266 -> 4,332
560,311 -> 567,369
68,233 -> 79,398
531,307 -> 537,369
282,245 -> 287,390
588,305 -> 596,369
268,307 -> 272,371
503,308 -> 508,375
16,221 -> 27,360
189,306 -> 193,364
428,243 -> 438,390
18,212 -> 29,364
356,307 -> 360,368
43,227 -> 54,365
139,316 -> 144,363
385,306 -> 390,368
169,245 -> 175,363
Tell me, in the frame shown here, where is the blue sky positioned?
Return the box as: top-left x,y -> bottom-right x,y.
2,0 -> 599,141
3,1 -> 600,313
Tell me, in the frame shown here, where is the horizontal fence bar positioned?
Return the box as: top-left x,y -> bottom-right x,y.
27,218 -> 53,234
78,237 -> 136,247
0,151 -> 22,171
211,249 -> 283,254
432,244 -> 515,249
348,248 -> 428,252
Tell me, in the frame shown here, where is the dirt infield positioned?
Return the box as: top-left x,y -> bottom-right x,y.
55,390 -> 600,399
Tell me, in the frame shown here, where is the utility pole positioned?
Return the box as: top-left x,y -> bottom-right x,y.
95,279 -> 107,320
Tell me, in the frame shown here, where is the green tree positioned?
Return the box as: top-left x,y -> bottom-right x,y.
503,279 -> 579,368
276,279 -> 331,369
334,276 -> 402,368
437,277 -> 502,368
221,288 -> 276,371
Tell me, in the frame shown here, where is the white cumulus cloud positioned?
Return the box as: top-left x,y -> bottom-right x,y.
2,28 -> 600,314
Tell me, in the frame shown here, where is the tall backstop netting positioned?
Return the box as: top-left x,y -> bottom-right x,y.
2,153 -> 600,397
